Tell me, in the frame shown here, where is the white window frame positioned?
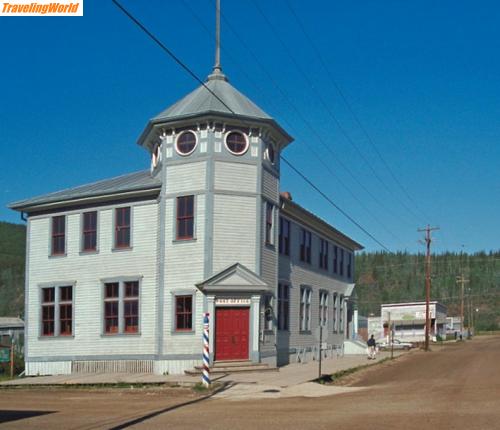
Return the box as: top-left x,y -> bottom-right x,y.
300,286 -> 312,332
319,291 -> 329,328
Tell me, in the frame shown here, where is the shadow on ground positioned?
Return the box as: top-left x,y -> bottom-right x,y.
0,410 -> 55,424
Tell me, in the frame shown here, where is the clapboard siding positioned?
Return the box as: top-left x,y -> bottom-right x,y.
262,169 -> 279,202
213,194 -> 257,273
26,202 -> 158,360
278,219 -> 350,353
163,195 -> 205,355
214,161 -> 257,193
166,161 -> 206,194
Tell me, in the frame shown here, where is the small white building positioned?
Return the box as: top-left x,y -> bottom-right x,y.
381,301 -> 447,342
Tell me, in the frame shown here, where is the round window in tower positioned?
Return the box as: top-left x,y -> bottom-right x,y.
225,131 -> 249,155
175,131 -> 198,156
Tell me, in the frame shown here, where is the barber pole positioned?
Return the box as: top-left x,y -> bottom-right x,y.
202,313 -> 211,387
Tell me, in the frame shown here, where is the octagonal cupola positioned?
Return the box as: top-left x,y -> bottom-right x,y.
137,3 -> 292,174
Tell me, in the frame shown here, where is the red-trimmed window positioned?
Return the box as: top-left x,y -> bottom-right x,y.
300,228 -> 312,263
82,211 -> 97,252
115,207 -> 131,248
279,217 -> 290,256
51,216 -> 66,255
319,239 -> 329,270
278,284 -> 290,331
175,295 -> 193,331
104,282 -> 119,334
176,196 -> 194,240
265,202 -> 273,245
124,281 -> 139,333
41,287 -> 55,336
59,286 -> 73,336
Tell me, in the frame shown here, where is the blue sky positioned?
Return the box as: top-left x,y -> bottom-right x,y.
1,0 -> 499,253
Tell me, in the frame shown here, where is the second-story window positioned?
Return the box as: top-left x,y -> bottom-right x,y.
300,229 -> 312,264
82,211 -> 97,252
333,246 -> 338,274
265,202 -> 274,245
279,217 -> 290,256
347,252 -> 353,278
176,196 -> 194,240
319,239 -> 329,270
115,207 -> 131,248
51,215 -> 66,256
339,248 -> 345,276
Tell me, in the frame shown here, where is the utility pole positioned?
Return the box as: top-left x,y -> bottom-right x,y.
456,274 -> 469,338
418,225 -> 440,351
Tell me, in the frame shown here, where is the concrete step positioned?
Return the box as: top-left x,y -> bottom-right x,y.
184,362 -> 278,376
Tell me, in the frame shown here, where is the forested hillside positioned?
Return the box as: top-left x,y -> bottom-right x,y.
355,251 -> 500,331
0,221 -> 25,318
0,221 -> 498,330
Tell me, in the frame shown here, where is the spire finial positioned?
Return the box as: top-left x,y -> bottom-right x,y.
214,0 -> 221,73
208,0 -> 227,81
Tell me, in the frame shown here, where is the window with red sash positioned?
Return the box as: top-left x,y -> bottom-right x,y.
51,216 -> 66,255
115,207 -> 131,248
175,295 -> 193,331
176,196 -> 194,240
104,282 -> 119,334
103,280 -> 140,335
41,285 -> 73,336
42,287 -> 55,336
59,286 -> 73,336
82,211 -> 97,252
124,281 -> 139,333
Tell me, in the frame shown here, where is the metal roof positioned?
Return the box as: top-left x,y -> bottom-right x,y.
9,170 -> 161,211
152,73 -> 272,123
0,317 -> 24,328
280,195 -> 364,251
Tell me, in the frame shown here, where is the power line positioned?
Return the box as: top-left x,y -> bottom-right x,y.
281,156 -> 390,251
205,0 -> 406,246
111,0 -> 391,251
251,0 -> 423,226
284,0 -> 430,223
180,0 -> 405,246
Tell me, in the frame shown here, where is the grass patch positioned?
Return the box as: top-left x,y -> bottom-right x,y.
191,381 -> 223,393
0,374 -> 14,383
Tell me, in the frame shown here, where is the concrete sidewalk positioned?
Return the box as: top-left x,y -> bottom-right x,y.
0,351 -> 404,399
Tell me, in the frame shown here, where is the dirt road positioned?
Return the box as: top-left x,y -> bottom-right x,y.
1,336 -> 499,429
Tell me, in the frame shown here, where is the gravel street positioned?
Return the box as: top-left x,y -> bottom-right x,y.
1,336 -> 499,429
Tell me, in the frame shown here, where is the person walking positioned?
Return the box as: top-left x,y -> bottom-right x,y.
367,335 -> 377,360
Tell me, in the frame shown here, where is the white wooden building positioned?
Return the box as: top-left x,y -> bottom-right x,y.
9,34 -> 363,376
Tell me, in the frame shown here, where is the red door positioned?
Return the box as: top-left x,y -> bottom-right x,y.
215,307 -> 249,361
